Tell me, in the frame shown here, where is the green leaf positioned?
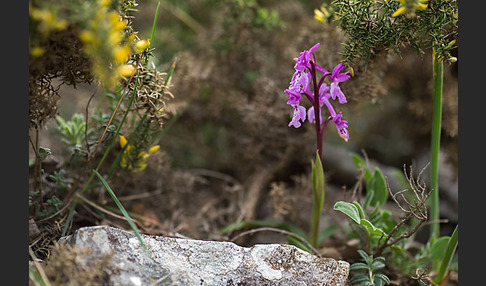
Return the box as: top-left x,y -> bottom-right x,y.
374,273 -> 391,285
55,115 -> 67,128
350,152 -> 372,181
312,151 -> 325,206
356,249 -> 372,264
287,236 -> 311,253
366,168 -> 388,208
38,147 -> 51,162
359,219 -> 387,239
350,262 -> 369,271
371,260 -> 386,272
427,236 -> 450,260
352,201 -> 366,220
349,274 -> 370,284
334,201 -> 362,224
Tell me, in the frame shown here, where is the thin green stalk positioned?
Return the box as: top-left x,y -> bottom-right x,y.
429,47 -> 443,242
149,2 -> 160,51
435,224 -> 458,284
144,1 -> 160,67
94,169 -> 151,257
310,201 -> 321,248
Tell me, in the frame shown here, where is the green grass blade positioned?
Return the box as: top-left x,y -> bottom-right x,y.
149,2 -> 160,51
61,201 -> 77,237
93,169 -> 151,256
221,220 -> 307,238
435,225 -> 458,284
144,1 -> 160,67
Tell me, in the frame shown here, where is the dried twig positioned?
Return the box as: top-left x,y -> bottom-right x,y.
375,164 -> 431,257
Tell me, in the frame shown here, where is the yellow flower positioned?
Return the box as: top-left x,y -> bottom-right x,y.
117,64 -> 136,78
79,30 -> 94,44
133,39 -> 150,54
119,135 -> 160,171
314,9 -> 325,23
119,135 -> 128,148
392,0 -> 427,17
30,46 -> 45,57
314,4 -> 331,23
113,45 -> 131,64
99,0 -> 111,8
148,145 -> 160,153
30,7 -> 68,34
392,7 -> 406,17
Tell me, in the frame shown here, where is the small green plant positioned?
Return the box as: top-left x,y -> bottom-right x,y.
349,250 -> 390,286
55,113 -> 91,150
333,153 -> 419,255
334,153 -> 458,283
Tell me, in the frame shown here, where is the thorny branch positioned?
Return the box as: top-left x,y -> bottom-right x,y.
375,164 -> 431,257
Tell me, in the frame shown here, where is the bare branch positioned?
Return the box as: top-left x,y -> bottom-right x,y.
375,164 -> 430,256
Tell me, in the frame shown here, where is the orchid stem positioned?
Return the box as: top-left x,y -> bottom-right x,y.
429,47 -> 443,242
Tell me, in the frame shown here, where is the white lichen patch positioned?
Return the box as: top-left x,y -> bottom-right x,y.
251,245 -> 283,280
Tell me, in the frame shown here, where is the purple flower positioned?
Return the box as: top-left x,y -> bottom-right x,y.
288,70 -> 311,95
329,63 -> 351,104
284,43 -> 351,142
308,83 -> 335,124
288,104 -> 307,128
293,43 -> 320,72
285,88 -> 302,106
333,112 -> 349,141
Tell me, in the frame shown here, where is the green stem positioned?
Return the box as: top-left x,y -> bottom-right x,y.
430,47 -> 443,242
310,202 -> 320,248
143,1 -> 160,67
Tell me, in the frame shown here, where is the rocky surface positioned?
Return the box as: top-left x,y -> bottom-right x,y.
59,226 -> 350,285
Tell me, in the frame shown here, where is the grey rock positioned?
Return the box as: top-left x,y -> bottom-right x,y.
59,226 -> 350,285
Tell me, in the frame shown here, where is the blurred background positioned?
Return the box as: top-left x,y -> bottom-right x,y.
34,0 -> 458,246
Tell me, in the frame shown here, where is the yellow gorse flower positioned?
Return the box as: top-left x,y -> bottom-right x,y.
30,46 -> 45,57
78,0 -> 138,89
392,0 -> 428,17
314,3 -> 333,23
117,64 -> 137,78
30,5 -> 68,35
133,39 -> 150,54
119,135 -> 160,171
